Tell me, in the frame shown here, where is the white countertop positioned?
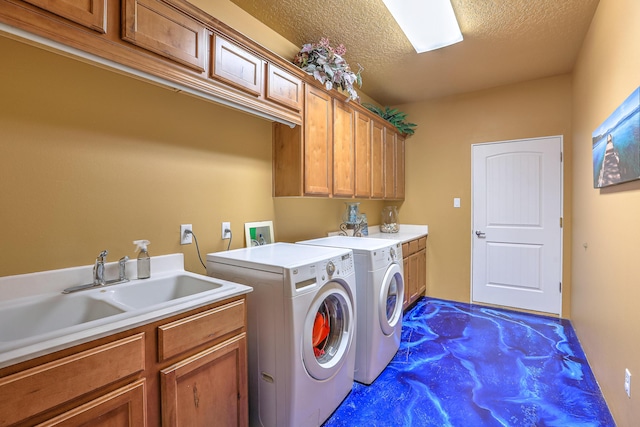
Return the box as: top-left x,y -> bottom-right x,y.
365,224 -> 428,244
328,224 -> 428,243
0,254 -> 252,368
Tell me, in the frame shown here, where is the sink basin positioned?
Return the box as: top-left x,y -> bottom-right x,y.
0,274 -> 225,344
0,254 -> 252,368
0,294 -> 125,342
107,274 -> 223,309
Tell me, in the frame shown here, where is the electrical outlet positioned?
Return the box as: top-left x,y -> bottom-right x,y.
180,224 -> 193,245
625,369 -> 631,398
222,222 -> 231,240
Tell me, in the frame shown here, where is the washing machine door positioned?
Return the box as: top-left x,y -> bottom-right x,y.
379,263 -> 404,335
302,280 -> 354,381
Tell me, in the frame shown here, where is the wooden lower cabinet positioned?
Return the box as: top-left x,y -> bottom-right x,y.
402,236 -> 427,310
0,296 -> 248,427
161,334 -> 247,427
36,380 -> 147,427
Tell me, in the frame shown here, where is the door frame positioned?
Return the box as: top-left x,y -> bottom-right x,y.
470,135 -> 564,316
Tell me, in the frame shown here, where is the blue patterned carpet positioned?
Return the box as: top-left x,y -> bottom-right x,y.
323,297 -> 615,427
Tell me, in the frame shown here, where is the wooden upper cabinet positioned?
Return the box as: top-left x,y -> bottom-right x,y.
354,111 -> 371,198
304,85 -> 333,196
333,99 -> 355,197
23,0 -> 107,33
272,94 -> 406,200
272,123 -> 303,197
384,126 -> 396,199
395,135 -> 406,199
122,0 -> 206,71
266,63 -> 303,111
211,34 -> 264,96
371,120 -> 385,198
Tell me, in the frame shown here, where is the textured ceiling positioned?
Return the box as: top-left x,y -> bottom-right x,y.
230,0 -> 600,106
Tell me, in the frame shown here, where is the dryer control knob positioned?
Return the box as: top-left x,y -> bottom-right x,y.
326,261 -> 336,277
390,247 -> 396,260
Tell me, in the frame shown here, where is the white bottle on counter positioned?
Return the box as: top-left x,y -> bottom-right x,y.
133,240 -> 151,279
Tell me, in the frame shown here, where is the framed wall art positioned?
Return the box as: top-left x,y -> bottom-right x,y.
244,221 -> 275,247
592,86 -> 640,188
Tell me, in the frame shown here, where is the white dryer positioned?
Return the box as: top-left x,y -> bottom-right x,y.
206,242 -> 357,427
297,236 -> 404,385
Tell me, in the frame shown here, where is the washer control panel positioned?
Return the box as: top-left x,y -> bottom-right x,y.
322,252 -> 354,280
370,242 -> 403,267
291,251 -> 354,295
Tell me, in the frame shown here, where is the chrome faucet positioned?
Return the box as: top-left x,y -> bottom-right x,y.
93,249 -> 108,285
118,256 -> 129,281
62,250 -> 129,294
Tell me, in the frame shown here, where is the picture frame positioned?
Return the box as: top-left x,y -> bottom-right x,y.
244,221 -> 275,247
592,86 -> 640,188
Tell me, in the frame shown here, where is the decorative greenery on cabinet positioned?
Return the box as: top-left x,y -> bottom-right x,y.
363,104 -> 417,136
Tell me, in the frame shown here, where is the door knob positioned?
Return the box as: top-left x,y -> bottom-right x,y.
475,230 -> 486,238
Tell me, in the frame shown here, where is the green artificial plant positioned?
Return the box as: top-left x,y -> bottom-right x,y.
363,103 -> 417,136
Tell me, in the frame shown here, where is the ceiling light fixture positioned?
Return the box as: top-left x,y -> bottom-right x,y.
382,0 -> 463,53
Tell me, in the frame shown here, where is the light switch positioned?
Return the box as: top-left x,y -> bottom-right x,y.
454,198 -> 461,208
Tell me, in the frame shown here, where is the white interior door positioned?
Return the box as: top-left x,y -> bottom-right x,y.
471,136 -> 563,314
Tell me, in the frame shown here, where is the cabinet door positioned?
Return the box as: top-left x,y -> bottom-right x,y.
408,252 -> 420,304
122,0 -> 207,71
0,334 -> 145,426
211,34 -> 264,96
402,256 -> 410,310
333,99 -> 355,197
384,127 -> 396,199
37,380 -> 147,427
23,0 -> 106,33
266,63 -> 303,111
417,249 -> 427,297
395,135 -> 406,199
161,334 -> 248,427
354,111 -> 371,198
304,85 -> 333,196
371,120 -> 385,198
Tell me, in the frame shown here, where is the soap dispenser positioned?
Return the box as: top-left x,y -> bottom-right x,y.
133,240 -> 151,279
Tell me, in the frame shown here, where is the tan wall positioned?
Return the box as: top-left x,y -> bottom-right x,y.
571,0 -> 640,424
395,75 -> 573,316
0,2 -> 383,277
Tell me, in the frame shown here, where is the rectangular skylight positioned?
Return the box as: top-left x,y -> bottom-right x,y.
382,0 -> 463,53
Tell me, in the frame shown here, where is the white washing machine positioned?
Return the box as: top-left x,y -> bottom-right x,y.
206,242 -> 357,427
297,236 -> 404,385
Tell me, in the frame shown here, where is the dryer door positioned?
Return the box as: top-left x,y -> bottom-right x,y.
302,280 -> 354,380
379,263 -> 404,335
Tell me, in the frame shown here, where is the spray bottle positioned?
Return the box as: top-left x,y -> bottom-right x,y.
133,240 -> 151,279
